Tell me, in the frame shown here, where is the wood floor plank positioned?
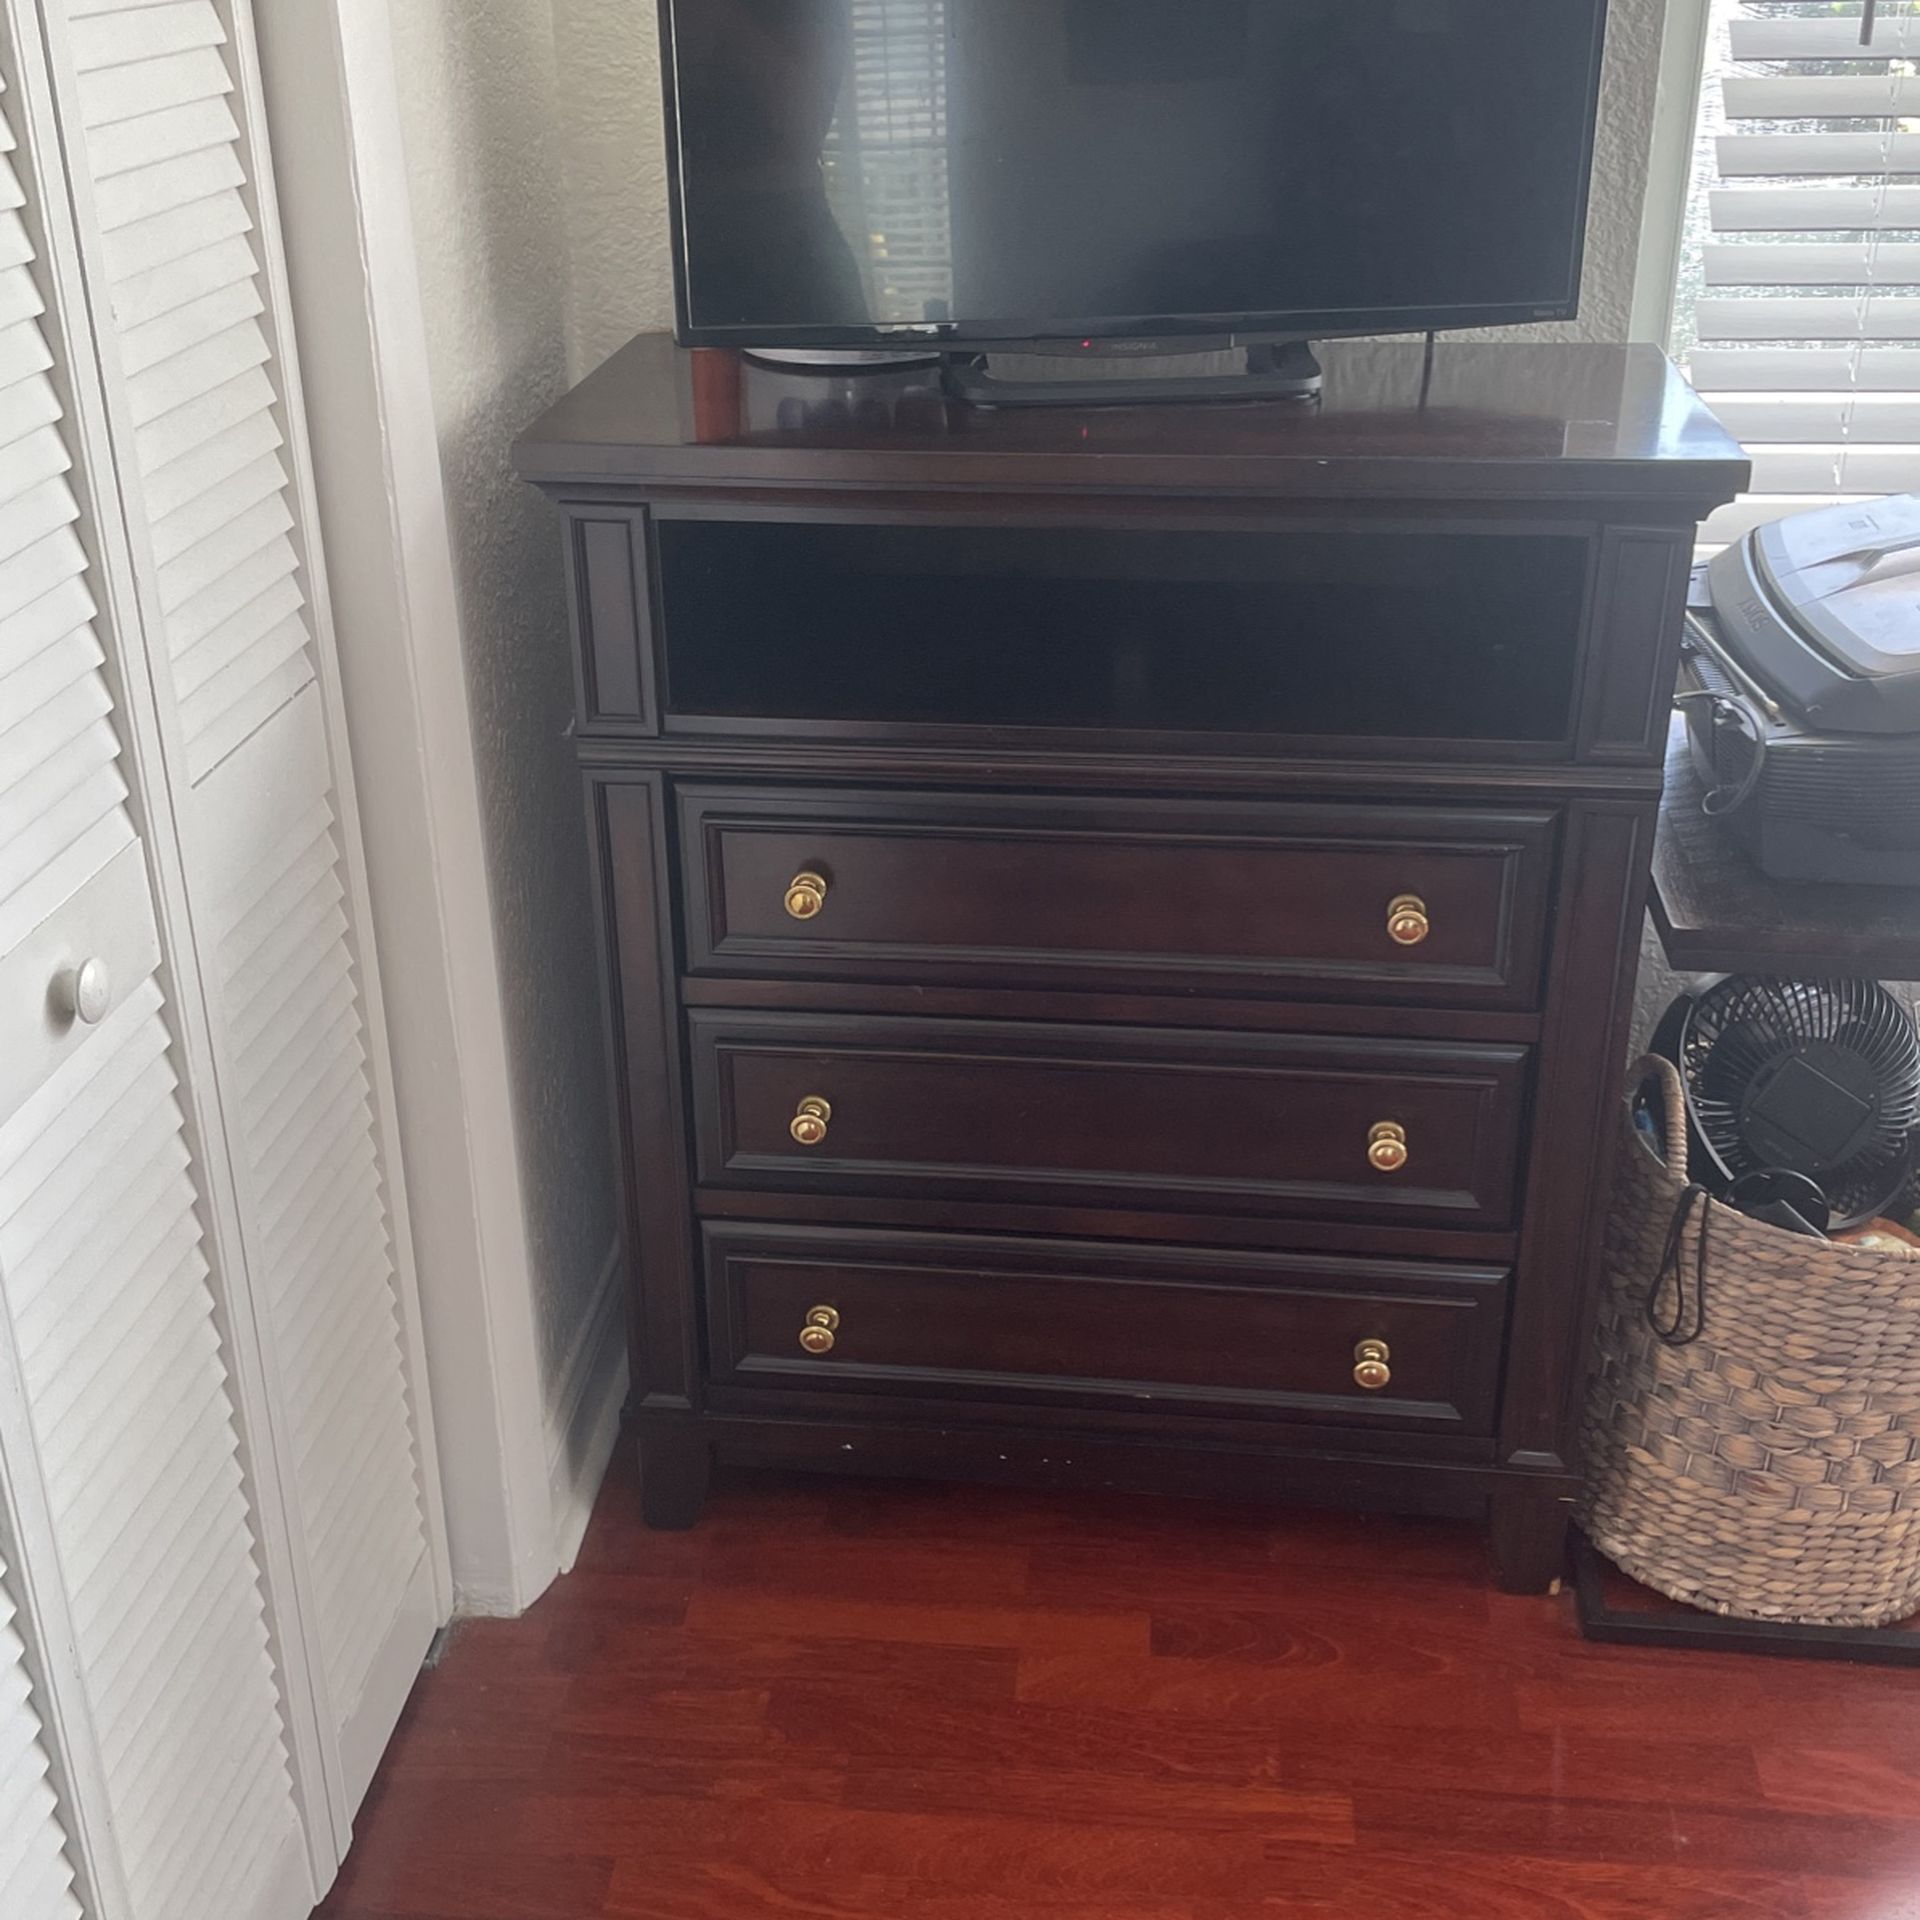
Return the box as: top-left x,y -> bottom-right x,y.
684,1586 -> 1154,1656
315,1460 -> 1920,1920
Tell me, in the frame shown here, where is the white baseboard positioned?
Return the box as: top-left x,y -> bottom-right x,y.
546,1241 -> 628,1573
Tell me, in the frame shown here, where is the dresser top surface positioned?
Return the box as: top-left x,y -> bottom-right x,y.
514,333 -> 1748,507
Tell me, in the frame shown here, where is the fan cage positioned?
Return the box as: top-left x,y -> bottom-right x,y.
1679,977 -> 1920,1230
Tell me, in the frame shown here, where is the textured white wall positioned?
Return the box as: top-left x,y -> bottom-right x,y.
386,0 -> 621,1405
551,0 -> 677,374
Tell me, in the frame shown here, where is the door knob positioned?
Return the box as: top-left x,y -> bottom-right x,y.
799,1306 -> 840,1355
1368,1121 -> 1409,1173
51,958 -> 111,1027
1387,894 -> 1431,947
1354,1339 -> 1392,1391
785,872 -> 828,921
789,1095 -> 832,1147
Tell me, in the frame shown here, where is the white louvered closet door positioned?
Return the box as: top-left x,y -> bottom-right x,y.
0,14 -> 313,1918
46,0 -> 448,1831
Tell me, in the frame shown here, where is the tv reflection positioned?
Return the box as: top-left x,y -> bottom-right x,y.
675,0 -> 873,327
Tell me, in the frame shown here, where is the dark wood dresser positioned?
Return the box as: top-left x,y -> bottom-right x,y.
515,335 -> 1746,1589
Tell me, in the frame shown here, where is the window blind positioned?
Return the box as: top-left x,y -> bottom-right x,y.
1677,0 -> 1920,545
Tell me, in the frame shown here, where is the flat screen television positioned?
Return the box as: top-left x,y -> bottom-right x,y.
660,0 -> 1610,357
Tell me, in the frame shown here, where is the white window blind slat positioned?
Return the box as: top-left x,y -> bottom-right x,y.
1692,343 -> 1920,391
1716,129 -> 1920,175
1675,1 -> 1920,527
1706,394 -> 1920,442
1708,185 -> 1920,230
1724,71 -> 1920,116
1695,295 -> 1920,341
1704,242 -> 1920,286
1730,14 -> 1920,57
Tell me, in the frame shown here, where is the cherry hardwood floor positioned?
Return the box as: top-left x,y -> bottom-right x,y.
318,1455 -> 1920,1920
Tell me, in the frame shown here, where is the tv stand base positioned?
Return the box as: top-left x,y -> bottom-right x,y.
945,340 -> 1323,409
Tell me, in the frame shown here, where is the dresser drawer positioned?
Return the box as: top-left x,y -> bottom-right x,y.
679,788 -> 1557,1009
705,1224 -> 1508,1432
689,1012 -> 1530,1227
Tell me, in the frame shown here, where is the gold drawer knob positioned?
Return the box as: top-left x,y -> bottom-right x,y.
789,1095 -> 832,1147
799,1306 -> 840,1355
1368,1120 -> 1409,1174
785,872 -> 828,921
1354,1339 -> 1392,1392
1387,894 -> 1431,948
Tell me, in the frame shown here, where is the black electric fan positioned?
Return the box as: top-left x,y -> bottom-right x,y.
1662,977 -> 1920,1230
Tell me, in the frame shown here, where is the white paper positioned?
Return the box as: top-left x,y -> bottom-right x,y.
1774,493 -> 1920,577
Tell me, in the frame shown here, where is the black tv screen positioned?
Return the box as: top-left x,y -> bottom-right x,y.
662,0 -> 1610,350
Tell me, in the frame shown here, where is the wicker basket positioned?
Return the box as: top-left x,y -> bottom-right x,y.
1577,1054 -> 1920,1628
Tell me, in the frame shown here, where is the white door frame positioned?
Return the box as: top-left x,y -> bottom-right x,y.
247,0 -> 591,1615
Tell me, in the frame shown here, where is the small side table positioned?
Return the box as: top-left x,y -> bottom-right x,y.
1652,717 -> 1920,979
1574,717 -> 1920,1662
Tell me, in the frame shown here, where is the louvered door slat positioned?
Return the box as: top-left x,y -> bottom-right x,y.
150,447 -> 281,565
0,625 -> 102,748
0,519 -> 86,621
76,49 -> 229,131
0,574 -> 91,680
123,276 -> 263,380
0,1561 -> 80,1920
115,221 -> 253,335
225,847 -> 338,1013
76,1436 -> 234,1680
165,529 -> 293,657
234,939 -> 347,1088
254,1058 -> 363,1217
279,1214 -> 388,1364
131,316 -> 270,428
68,0 -> 222,70
0,422 -> 66,505
140,403 -> 278,519
88,95 -> 237,179
103,1563 -> 258,1779
0,317 -> 51,385
0,374 -> 61,457
93,145 -> 243,233
33,1210 -> 201,1434
158,486 -> 289,611
173,582 -> 298,696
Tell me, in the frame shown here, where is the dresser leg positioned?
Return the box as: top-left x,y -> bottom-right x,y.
638,1427 -> 711,1530
1489,1486 -> 1570,1594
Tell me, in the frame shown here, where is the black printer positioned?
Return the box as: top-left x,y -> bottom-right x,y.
1685,496 -> 1920,886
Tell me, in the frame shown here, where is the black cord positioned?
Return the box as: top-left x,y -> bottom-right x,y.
1673,688 -> 1769,817
1863,0 -> 1879,47
1418,328 -> 1437,408
1648,1185 -> 1712,1347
